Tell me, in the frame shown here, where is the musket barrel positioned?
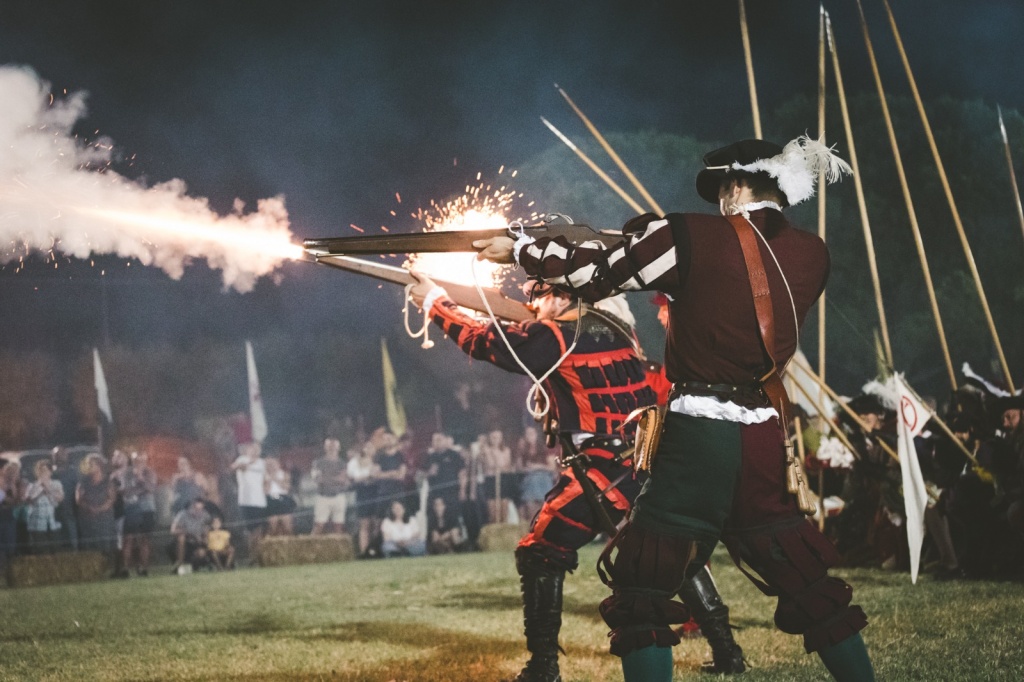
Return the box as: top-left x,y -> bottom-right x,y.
303,223 -> 622,256
303,228 -> 508,255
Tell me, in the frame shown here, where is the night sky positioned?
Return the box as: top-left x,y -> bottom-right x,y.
1,0 -> 1022,413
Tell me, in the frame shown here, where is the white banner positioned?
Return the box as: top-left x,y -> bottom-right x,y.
93,348 -> 113,423
246,341 -> 268,444
894,373 -> 931,584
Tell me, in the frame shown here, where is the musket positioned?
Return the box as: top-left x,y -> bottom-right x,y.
311,254 -> 533,322
303,221 -> 623,257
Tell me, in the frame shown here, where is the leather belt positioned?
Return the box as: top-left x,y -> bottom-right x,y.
576,435 -> 627,454
672,380 -> 771,410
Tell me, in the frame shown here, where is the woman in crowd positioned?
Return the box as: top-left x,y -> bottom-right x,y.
347,441 -> 380,556
427,495 -> 464,554
113,451 -> 157,577
24,459 -> 64,554
264,456 -> 296,536
109,450 -> 129,570
373,432 -> 409,549
515,426 -> 558,524
380,500 -> 425,557
480,429 -> 513,523
169,456 -> 217,516
0,461 -> 26,572
75,454 -> 116,557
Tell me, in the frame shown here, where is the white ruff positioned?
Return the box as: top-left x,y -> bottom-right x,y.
669,394 -> 778,425
730,200 -> 782,218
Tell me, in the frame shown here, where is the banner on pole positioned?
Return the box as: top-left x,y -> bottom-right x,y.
246,341 -> 268,444
893,373 -> 931,584
93,348 -> 113,423
381,338 -> 407,437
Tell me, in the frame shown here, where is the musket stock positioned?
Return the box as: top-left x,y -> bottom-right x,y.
314,255 -> 533,322
303,223 -> 622,256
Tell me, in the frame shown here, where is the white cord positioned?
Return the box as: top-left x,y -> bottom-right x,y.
403,283 -> 434,349
469,259 -> 581,420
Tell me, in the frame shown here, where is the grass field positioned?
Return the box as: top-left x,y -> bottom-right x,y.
2,545 -> 1024,681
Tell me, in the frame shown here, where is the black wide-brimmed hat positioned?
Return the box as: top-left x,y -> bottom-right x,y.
994,394 -> 1024,414
695,139 -> 784,204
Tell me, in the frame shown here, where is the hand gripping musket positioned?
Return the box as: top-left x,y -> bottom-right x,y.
302,219 -> 623,257
307,253 -> 533,322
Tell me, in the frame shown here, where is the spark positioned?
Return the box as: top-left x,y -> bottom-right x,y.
405,169 -> 540,290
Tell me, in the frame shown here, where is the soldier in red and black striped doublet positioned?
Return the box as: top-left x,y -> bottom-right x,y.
410,276 -> 743,681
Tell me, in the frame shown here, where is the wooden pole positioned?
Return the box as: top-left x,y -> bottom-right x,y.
825,13 -> 894,366
540,117 -> 647,214
556,85 -> 665,215
998,106 -> 1024,260
818,467 -> 826,531
738,0 -> 762,138
792,354 -> 979,466
881,0 -> 1016,392
790,354 -> 900,463
817,5 -> 828,383
854,0 -> 957,391
790,374 -> 864,462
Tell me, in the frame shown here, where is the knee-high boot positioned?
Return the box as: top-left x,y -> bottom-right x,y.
678,566 -> 746,674
508,553 -> 564,682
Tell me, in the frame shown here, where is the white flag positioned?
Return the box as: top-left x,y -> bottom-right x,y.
786,349 -> 834,419
246,341 -> 268,443
93,348 -> 113,423
893,373 -> 931,584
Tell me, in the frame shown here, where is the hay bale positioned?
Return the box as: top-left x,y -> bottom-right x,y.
255,533 -> 354,567
8,551 -> 110,588
477,523 -> 526,552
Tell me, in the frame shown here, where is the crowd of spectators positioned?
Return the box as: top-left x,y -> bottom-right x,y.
0,422 -> 562,581
2,380 -> 1022,585
798,382 -> 1024,581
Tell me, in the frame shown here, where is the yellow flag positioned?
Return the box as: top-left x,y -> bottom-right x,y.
381,337 -> 407,437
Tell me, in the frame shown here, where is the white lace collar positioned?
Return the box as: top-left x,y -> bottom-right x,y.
729,201 -> 783,218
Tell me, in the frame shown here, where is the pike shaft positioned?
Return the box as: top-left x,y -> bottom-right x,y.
540,117 -> 646,214
817,5 -> 828,384
557,86 -> 664,215
826,14 -> 894,367
855,0 -> 956,391
738,0 -> 762,138
998,107 -> 1024,261
882,0 -> 1015,392
791,355 -> 900,463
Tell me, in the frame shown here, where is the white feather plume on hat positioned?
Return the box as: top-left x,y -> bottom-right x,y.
731,134 -> 852,206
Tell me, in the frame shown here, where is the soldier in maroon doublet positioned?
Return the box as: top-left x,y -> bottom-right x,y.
473,138 -> 876,682
409,276 -> 745,681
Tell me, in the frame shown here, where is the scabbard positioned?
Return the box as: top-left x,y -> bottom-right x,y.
560,435 -> 618,537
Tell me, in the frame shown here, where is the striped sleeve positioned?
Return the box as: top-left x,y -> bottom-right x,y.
517,213 -> 684,302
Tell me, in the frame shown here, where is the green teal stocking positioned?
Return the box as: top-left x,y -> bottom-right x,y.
817,633 -> 875,682
621,645 -> 673,682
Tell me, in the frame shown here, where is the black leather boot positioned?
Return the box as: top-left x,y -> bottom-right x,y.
678,566 -> 746,675
507,552 -> 564,682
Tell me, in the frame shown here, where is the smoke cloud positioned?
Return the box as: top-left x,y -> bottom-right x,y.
0,65 -> 299,292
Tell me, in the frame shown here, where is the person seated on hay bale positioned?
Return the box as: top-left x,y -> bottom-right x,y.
427,495 -> 465,555
380,500 -> 425,558
169,498 -> 211,574
206,515 -> 235,570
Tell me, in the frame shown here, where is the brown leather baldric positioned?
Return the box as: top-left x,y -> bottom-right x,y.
725,214 -> 793,426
